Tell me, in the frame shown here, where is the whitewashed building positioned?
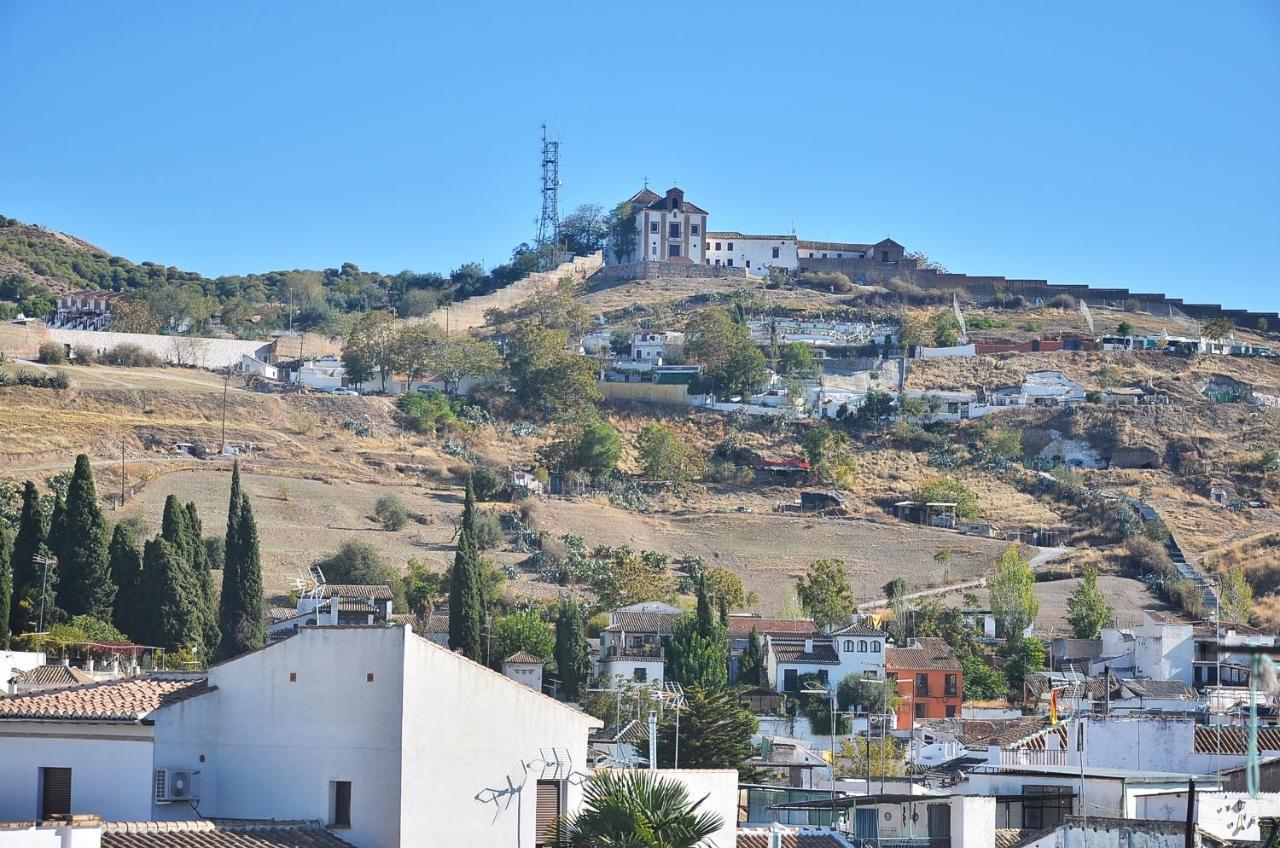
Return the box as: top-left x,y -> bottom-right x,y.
596,602 -> 682,689
764,623 -> 889,694
0,626 -> 601,848
703,233 -> 797,274
605,187 -> 708,266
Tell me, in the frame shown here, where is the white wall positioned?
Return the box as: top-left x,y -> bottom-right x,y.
652,770 -> 739,848
598,657 -> 665,689
951,795 -> 996,848
47,329 -> 270,369
1133,619 -> 1194,684
0,723 -> 156,822
704,237 -> 797,274
0,823 -> 102,848
2,650 -> 46,677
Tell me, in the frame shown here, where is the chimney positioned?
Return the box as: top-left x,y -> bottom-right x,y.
63,656 -> 71,667
804,638 -> 814,653
86,657 -> 95,674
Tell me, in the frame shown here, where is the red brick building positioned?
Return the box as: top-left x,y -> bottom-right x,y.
886,637 -> 963,727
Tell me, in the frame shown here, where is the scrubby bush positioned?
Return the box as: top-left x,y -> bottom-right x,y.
101,344 -> 163,367
470,465 -> 507,501
1047,294 -> 1076,309
473,510 -> 503,550
37,341 -> 67,364
374,494 -> 408,531
396,390 -> 460,434
798,271 -> 853,293
0,369 -> 69,389
72,345 -> 96,365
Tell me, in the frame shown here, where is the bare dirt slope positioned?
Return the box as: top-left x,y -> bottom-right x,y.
423,253 -> 602,333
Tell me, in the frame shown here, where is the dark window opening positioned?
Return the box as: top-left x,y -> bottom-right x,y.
1022,786 -> 1073,829
715,242 -> 722,250
691,224 -> 699,235
772,247 -> 780,259
726,258 -> 733,267
536,781 -> 563,847
945,674 -> 958,696
914,702 -> 926,719
915,673 -> 929,696
40,767 -> 72,820
727,242 -> 734,251
650,222 -> 658,234
669,223 -> 681,238
668,244 -> 681,258
331,780 -> 352,827
783,669 -> 798,692
881,250 -> 890,261
633,667 -> 647,682
946,705 -> 957,718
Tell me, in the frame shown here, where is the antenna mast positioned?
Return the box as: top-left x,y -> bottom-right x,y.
536,123 -> 561,268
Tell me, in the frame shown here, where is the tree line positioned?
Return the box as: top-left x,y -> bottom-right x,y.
0,456 -> 265,664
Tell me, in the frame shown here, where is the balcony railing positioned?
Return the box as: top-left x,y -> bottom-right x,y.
603,644 -> 663,659
1000,749 -> 1069,766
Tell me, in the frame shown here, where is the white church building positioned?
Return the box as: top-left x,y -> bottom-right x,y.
606,186 -> 708,266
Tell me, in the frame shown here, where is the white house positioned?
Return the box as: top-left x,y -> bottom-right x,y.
237,354 -> 278,380
605,187 -> 708,266
293,355 -> 347,390
764,623 -> 888,694
1022,371 -> 1088,406
630,331 -> 684,363
267,584 -> 396,641
501,651 -> 544,692
597,603 -> 682,688
703,233 -> 797,274
0,626 -> 601,848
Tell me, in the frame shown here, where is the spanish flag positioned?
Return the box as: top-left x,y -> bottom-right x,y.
1049,689 -> 1059,725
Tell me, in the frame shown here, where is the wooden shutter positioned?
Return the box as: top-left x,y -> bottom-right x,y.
41,768 -> 72,819
535,780 -> 561,846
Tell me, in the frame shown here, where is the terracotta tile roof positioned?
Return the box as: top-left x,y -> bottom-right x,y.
102,821 -> 353,848
318,584 -> 394,601
729,618 -> 820,637
627,188 -> 662,206
923,717 -> 1063,749
420,611 -> 449,633
885,637 -> 962,672
604,611 -> 681,635
772,641 -> 840,665
335,599 -> 378,614
0,675 -> 211,721
1195,725 -> 1280,755
9,664 -> 96,688
1025,673 -> 1195,702
503,651 -> 542,664
829,623 -> 888,638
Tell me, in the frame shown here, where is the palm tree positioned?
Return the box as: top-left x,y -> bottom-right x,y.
555,769 -> 723,848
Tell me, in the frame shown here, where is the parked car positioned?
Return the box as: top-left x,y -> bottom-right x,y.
1249,499 -> 1273,509
330,387 -> 359,397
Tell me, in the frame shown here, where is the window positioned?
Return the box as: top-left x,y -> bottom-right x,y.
651,245 -> 657,256
669,222 -> 681,238
715,242 -> 722,250
914,702 -> 926,719
864,670 -> 878,679
745,260 -> 750,268
808,252 -> 814,258
946,705 -> 957,718
650,221 -> 658,234
783,669 -> 798,692
289,672 -> 297,682
366,673 -> 374,683
330,781 -> 351,827
1021,786 -> 1073,829
727,242 -> 734,251
821,253 -> 828,259
536,781 -> 563,846
858,640 -> 868,653
726,258 -> 733,267
844,640 -> 854,652
714,259 -> 721,266
772,247 -> 780,259
668,244 -> 681,258
633,667 -> 647,682
691,224 -> 699,235
915,673 -> 929,696
945,674 -> 958,696
871,642 -> 881,653
817,670 -> 828,685
837,253 -> 843,258
40,767 -> 72,819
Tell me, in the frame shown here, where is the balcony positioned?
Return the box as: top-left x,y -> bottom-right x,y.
603,644 -> 663,660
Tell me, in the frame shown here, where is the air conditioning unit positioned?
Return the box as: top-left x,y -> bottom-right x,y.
154,769 -> 200,803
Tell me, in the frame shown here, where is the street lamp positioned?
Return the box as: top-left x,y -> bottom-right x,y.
802,686 -> 840,827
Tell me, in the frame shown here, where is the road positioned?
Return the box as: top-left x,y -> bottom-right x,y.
855,545 -> 1068,610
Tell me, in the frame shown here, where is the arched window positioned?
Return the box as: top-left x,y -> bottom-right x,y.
844,640 -> 854,652
858,640 -> 868,652
871,641 -> 881,653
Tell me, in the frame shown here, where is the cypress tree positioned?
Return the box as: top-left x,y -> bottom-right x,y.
217,462 -> 244,660
161,495 -> 191,557
187,502 -> 219,659
107,524 -> 143,641
553,597 -> 588,700
9,481 -> 43,633
0,525 -> 13,649
695,575 -> 715,637
739,629 -> 764,687
55,455 -> 115,620
448,477 -> 485,661
227,496 -> 265,656
141,537 -> 203,653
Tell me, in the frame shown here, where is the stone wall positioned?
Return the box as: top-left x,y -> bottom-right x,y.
591,260 -> 750,285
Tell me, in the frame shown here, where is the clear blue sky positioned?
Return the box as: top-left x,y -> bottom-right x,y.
2,2 -> 1277,310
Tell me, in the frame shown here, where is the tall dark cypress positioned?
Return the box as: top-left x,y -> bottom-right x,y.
553,597 -> 587,700
107,524 -> 143,641
0,525 -> 13,649
186,502 -> 219,659
55,455 -> 115,620
217,462 -> 243,660
9,481 -> 43,633
160,495 -> 191,557
229,496 -> 265,655
448,477 -> 484,661
141,537 -> 202,652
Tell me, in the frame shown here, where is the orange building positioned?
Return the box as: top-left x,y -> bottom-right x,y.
886,637 -> 963,727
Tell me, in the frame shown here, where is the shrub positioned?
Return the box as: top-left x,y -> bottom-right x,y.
915,476 -> 979,519
798,271 -> 853,293
3,369 -> 69,389
101,344 -> 163,367
1047,294 -> 1076,309
396,390 -> 459,434
37,341 -> 67,364
71,345 -> 96,365
473,510 -> 503,550
374,494 -> 408,531
470,465 -> 507,501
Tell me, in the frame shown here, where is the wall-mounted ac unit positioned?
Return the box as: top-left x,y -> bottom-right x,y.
154,769 -> 200,803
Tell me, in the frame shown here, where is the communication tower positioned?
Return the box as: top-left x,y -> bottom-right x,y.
536,123 -> 561,264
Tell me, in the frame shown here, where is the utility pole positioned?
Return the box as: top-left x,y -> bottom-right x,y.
220,364 -> 230,454
120,439 -> 126,508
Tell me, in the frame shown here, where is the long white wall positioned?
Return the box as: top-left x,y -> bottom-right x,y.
47,328 -> 271,369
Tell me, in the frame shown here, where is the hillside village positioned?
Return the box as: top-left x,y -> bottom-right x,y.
0,179 -> 1279,848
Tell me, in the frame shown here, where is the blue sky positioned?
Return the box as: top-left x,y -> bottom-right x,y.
1,2 -> 1277,310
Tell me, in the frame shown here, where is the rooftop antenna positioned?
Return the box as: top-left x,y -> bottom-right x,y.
536,122 -> 561,268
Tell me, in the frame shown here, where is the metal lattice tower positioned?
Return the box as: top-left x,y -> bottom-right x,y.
536,123 -> 560,258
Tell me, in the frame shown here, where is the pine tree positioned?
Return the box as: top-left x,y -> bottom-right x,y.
0,525 -> 13,649
55,455 -> 115,620
553,597 -> 588,699
217,462 -> 245,660
186,502 -> 219,658
107,524 -> 143,640
141,538 -> 203,653
9,481 -> 44,633
448,477 -> 485,662
218,496 -> 264,660
656,687 -> 756,773
739,629 -> 764,687
1066,568 -> 1113,639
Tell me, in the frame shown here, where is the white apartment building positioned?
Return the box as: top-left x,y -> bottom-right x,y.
0,626 -> 601,848
606,187 -> 708,266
